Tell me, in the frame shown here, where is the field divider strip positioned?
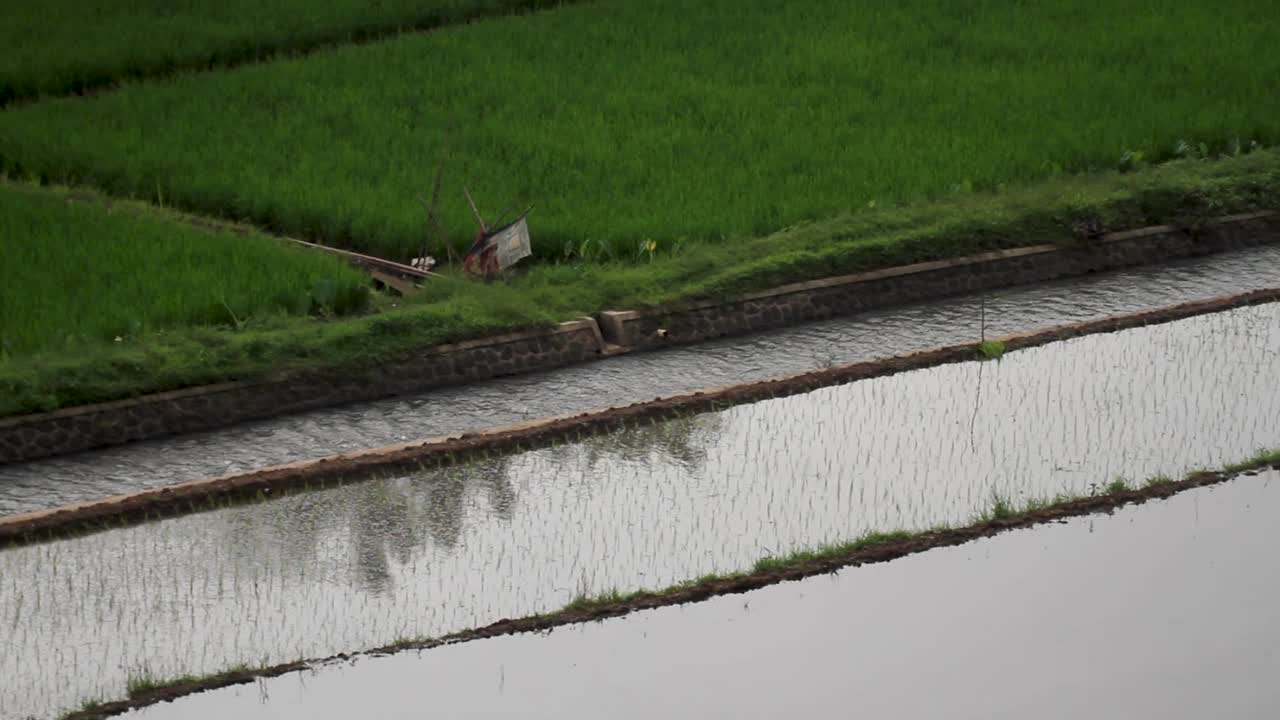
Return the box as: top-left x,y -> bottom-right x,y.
4,286 -> 1278,545
3,209 -> 1277,465
0,0 -> 591,109
53,456 -> 1280,720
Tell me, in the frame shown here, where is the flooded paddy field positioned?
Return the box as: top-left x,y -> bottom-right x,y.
2,302 -> 1278,718
130,469 -> 1280,720
3,243 -> 1280,516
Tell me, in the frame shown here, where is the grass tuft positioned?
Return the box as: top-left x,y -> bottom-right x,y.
978,340 -> 1007,360
1105,477 -> 1131,494
1223,447 -> 1280,473
126,670 -> 200,698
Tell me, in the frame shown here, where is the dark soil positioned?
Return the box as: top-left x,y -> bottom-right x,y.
5,287 -> 1277,548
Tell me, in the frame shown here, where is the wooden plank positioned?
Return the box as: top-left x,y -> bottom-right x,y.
283,236 -> 437,281
368,268 -> 420,296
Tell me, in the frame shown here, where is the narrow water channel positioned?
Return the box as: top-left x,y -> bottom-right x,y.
2,303 -> 1275,719
126,469 -> 1280,720
2,244 -> 1279,515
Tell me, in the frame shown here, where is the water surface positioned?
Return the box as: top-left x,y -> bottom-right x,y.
2,304 -> 1276,718
132,469 -> 1280,720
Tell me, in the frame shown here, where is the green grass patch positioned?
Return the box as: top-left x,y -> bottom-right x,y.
126,670 -> 201,698
1105,477 -> 1132,494
1,0 -> 1277,261
0,0 -> 576,105
1223,448 -> 1280,473
564,587 -> 636,612
1,150 -> 1277,418
751,530 -> 916,573
0,182 -> 369,358
978,340 -> 1007,359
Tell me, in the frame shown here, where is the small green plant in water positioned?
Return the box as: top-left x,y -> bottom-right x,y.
564,587 -> 631,612
978,340 -> 1006,360
989,494 -> 1015,520
1105,478 -> 1131,495
1223,447 -> 1280,473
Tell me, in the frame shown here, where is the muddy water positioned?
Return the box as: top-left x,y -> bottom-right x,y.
128,470 -> 1280,720
3,244 -> 1280,515
1,304 -> 1278,718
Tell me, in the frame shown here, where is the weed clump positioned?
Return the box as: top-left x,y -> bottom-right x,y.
978,340 -> 1007,360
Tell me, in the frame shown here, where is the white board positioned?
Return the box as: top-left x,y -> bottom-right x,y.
489,215 -> 532,271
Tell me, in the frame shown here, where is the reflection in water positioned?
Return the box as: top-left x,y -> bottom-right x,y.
547,413 -> 725,477
1,305 -> 1278,719
130,472 -> 1280,720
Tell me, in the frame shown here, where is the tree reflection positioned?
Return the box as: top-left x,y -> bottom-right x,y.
564,412 -> 726,475
213,410 -> 722,596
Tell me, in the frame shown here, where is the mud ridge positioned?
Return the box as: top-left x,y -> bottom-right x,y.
4,287 -> 1278,547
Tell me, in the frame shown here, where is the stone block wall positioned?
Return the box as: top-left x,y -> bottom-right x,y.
598,213 -> 1279,350
0,319 -> 604,463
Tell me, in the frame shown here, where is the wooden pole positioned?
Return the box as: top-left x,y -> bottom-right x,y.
463,186 -> 487,233
980,295 -> 986,342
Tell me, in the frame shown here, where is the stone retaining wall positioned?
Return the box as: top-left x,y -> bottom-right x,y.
1,211 -> 1276,464
597,212 -> 1279,349
0,319 -> 604,463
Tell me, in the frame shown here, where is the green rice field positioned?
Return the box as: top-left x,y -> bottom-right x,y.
0,0 -> 567,104
0,183 -> 368,358
0,0 -> 1276,262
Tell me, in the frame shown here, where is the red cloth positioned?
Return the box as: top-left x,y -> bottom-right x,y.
463,228 -> 497,276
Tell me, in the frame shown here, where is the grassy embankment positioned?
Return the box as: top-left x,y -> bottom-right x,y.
1,0 -> 1277,261
0,0 -> 575,105
58,447 -> 1280,720
0,182 -> 368,358
1,149 -> 1277,418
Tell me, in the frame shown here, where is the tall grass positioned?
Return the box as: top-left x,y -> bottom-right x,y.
0,183 -> 369,357
0,0 -> 576,105
0,0 -> 1276,261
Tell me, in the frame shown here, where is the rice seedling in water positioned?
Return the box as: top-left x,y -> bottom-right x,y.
127,669 -> 201,698
4,307 -> 1277,719
1106,478 -> 1132,495
0,0 -> 1276,261
1223,447 -> 1280,473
